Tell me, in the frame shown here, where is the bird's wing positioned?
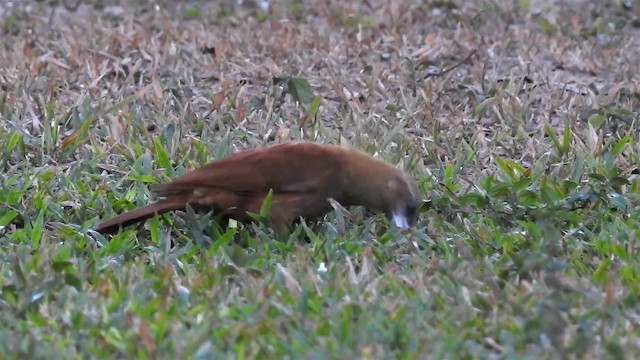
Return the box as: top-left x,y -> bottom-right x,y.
150,142 -> 343,198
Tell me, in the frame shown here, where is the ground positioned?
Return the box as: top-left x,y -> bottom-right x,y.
1,0 -> 640,358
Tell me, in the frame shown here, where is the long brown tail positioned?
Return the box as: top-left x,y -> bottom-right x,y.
94,198 -> 186,234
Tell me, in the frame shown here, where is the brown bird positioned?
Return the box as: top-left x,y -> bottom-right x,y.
94,141 -> 420,234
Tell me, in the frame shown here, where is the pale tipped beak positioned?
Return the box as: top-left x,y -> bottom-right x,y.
392,210 -> 410,229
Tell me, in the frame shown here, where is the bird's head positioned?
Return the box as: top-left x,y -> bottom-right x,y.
346,163 -> 420,229
382,171 -> 420,229
337,146 -> 421,229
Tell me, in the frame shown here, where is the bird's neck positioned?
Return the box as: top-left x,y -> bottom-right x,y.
337,149 -> 391,211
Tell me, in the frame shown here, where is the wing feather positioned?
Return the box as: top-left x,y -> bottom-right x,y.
150,142 -> 344,198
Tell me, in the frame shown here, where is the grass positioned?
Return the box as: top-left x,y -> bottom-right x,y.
1,0 -> 640,358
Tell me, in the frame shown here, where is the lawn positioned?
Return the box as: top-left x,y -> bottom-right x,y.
1,0 -> 640,358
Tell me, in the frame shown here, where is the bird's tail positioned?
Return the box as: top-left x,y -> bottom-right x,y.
94,198 -> 185,234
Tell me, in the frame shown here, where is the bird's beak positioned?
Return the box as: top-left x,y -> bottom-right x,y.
391,209 -> 410,229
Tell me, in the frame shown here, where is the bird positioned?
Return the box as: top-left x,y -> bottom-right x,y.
94,141 -> 420,234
